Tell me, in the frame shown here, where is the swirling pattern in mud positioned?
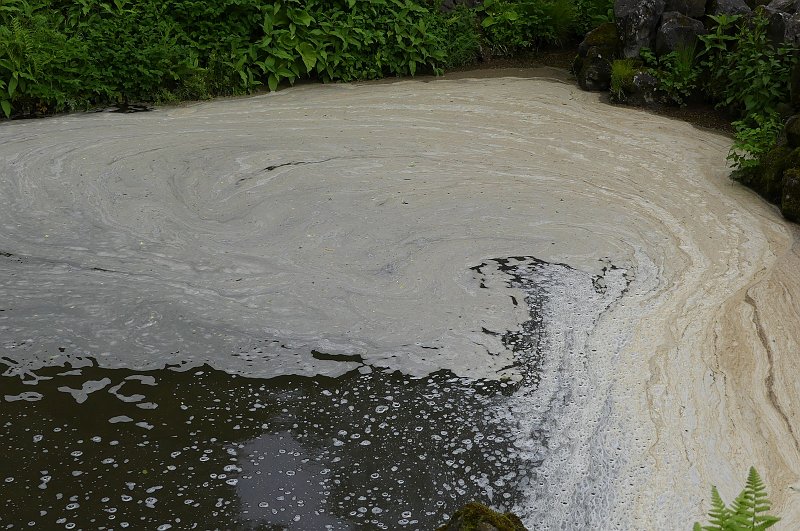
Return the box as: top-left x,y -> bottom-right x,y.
2,69 -> 800,528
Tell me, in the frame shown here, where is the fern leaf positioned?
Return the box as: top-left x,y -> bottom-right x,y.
729,468 -> 780,530
705,486 -> 731,530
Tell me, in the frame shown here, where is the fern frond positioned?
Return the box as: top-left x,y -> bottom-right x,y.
729,467 -> 780,530
705,486 -> 731,530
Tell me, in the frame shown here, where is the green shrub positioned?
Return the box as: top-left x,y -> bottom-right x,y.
640,43 -> 700,106
696,13 -> 740,105
0,0 -> 453,117
478,0 -> 583,55
696,11 -> 798,171
573,0 -> 614,37
704,12 -> 795,119
0,1 -> 91,116
728,113 -> 784,172
436,5 -> 483,68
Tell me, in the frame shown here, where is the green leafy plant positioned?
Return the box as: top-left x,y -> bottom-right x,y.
573,0 -> 614,35
697,14 -> 740,104
640,43 -> 700,106
693,467 -> 780,531
727,113 -> 784,171
694,10 -> 798,171
478,0 -> 580,55
0,0 -> 459,117
434,4 -> 482,68
718,12 -> 795,118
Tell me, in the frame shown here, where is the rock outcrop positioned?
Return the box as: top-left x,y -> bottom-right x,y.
615,0 -> 667,57
655,12 -> 707,54
735,116 -> 800,217
580,1 -> 800,223
708,0 -> 753,15
664,0 -> 706,16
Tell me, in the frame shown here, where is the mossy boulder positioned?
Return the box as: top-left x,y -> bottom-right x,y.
574,23 -> 620,92
578,22 -> 620,56
437,502 -> 528,531
737,145 -> 792,202
781,167 -> 800,221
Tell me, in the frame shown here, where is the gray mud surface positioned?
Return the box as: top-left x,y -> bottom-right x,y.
3,74 -> 800,529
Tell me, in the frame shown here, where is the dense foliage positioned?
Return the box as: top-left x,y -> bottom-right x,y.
0,0 -> 613,117
694,467 -> 780,531
478,0 -> 611,55
625,11 -> 797,172
0,0 -> 451,115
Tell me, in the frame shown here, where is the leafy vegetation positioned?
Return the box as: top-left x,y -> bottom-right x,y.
640,43 -> 699,106
1,0 -> 452,116
477,0 -> 611,55
0,0 -> 614,118
694,467 -> 780,531
635,10 -> 797,173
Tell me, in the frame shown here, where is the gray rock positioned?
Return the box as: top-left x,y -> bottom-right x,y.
709,0 -> 752,15
656,12 -> 706,54
766,10 -> 800,45
765,0 -> 799,13
615,0 -> 667,57
664,0 -> 706,17
627,71 -> 661,106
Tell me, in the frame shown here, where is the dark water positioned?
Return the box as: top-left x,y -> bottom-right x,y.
1,360 -> 525,530
0,257 -> 601,530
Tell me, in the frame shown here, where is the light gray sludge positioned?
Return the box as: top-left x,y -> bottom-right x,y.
3,74 -> 800,528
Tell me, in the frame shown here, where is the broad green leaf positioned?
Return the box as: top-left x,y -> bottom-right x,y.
1,100 -> 11,118
297,42 -> 317,72
268,74 -> 279,92
292,10 -> 313,26
8,75 -> 17,97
